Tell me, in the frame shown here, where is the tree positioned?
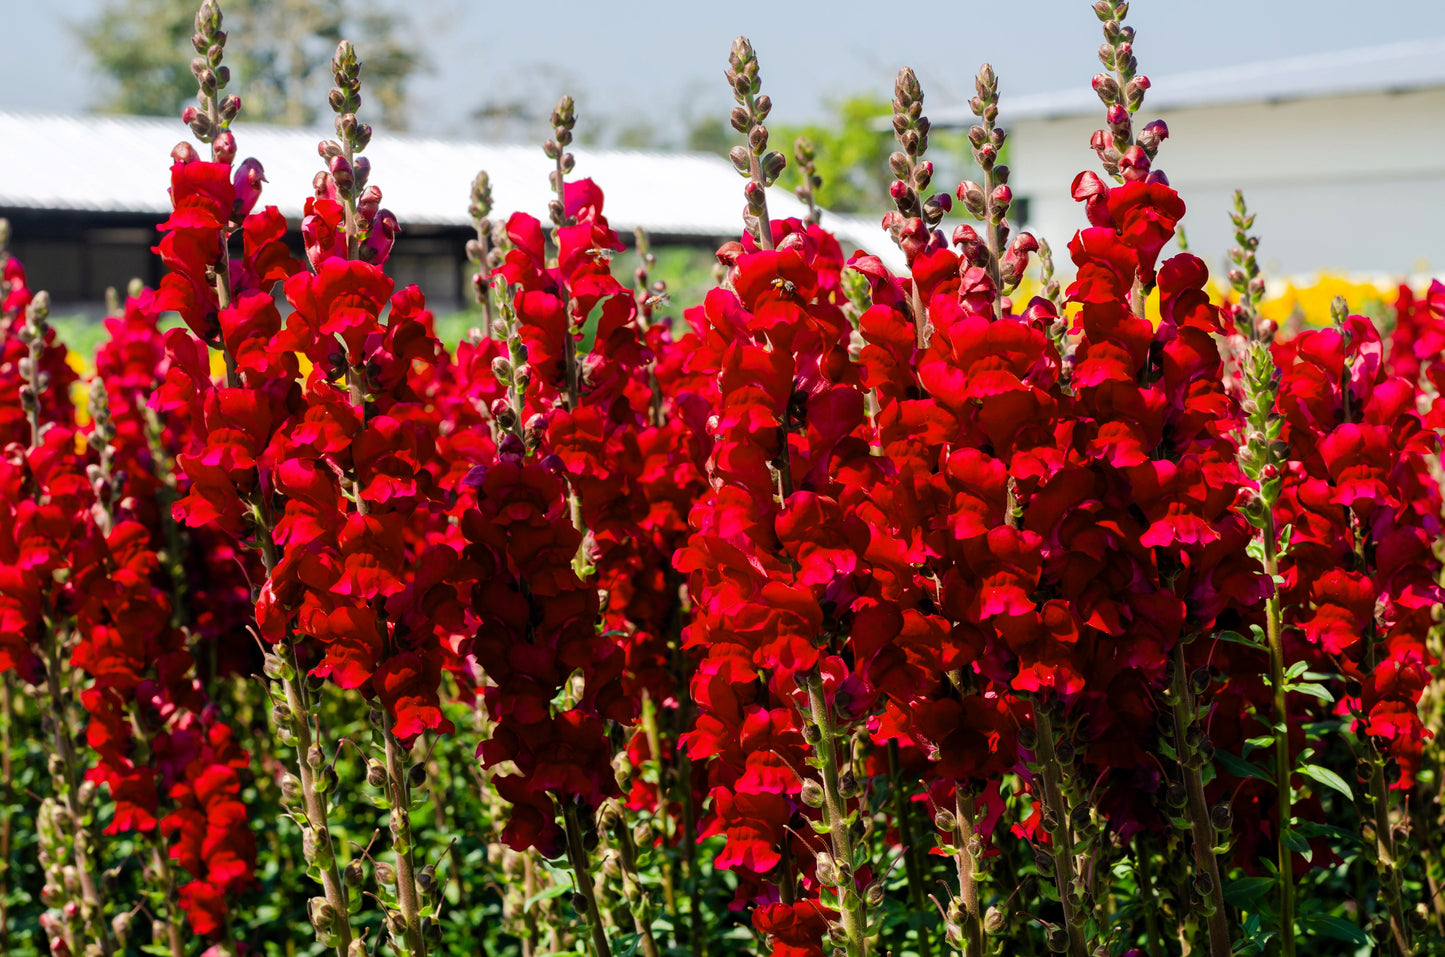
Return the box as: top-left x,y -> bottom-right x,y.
769,95 -> 897,214
77,0 -> 419,129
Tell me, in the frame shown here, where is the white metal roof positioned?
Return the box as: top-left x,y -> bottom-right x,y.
932,36 -> 1445,126
0,110 -> 901,267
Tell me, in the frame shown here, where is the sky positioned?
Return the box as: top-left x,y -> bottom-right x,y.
6,0 -> 1445,143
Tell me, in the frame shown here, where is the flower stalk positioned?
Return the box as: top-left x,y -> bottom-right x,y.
804,674 -> 870,957
1167,643 -> 1231,957
1031,707 -> 1086,957
725,37 -> 782,251
564,801 -> 613,957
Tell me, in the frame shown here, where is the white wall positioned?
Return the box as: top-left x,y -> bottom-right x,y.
1007,87 -> 1445,280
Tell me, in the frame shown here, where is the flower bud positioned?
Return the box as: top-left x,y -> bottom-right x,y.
1210,803 -> 1233,831
418,864 -> 438,896
956,180 -> 986,217
760,150 -> 787,184
728,145 -> 751,175
912,159 -> 933,191
309,896 -> 335,932
1092,74 -> 1120,105
213,130 -> 236,165
815,852 -> 839,885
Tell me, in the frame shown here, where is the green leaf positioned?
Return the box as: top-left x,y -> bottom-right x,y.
1297,764 -> 1353,801
1245,735 -> 1277,751
524,882 -> 571,912
1223,876 -> 1275,908
1284,681 -> 1334,703
1284,661 -> 1309,680
1216,630 -> 1263,649
1215,749 -> 1272,782
1298,914 -> 1369,946
1280,827 -> 1312,861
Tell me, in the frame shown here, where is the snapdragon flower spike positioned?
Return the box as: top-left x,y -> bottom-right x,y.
675,216 -> 894,952
1386,280 -> 1445,429
0,281 -> 132,955
725,37 -> 785,250
1089,0 -> 1166,180
856,142 -> 1071,951
1272,309 -> 1442,781
469,139 -> 698,956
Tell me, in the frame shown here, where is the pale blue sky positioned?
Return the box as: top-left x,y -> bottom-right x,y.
6,0 -> 1444,142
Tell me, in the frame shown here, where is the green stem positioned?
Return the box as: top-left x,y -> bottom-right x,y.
1260,513 -> 1296,957
280,645 -> 353,957
564,801 -> 612,957
1368,758 -> 1412,955
1033,707 -> 1086,957
382,710 -> 427,955
886,742 -> 933,957
953,790 -> 984,957
805,677 -> 868,957
609,805 -> 661,957
43,632 -> 115,956
1168,644 -> 1231,957
149,833 -> 187,957
679,750 -> 703,957
639,694 -> 678,933
1134,838 -> 1167,957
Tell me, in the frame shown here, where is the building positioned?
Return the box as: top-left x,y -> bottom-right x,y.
0,111 -> 897,314
932,38 -> 1445,281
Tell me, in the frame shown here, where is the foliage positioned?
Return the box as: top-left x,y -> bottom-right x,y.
77,0 -> 418,127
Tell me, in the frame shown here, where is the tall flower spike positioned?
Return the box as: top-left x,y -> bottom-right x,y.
956,63 -> 1038,318
181,0 -> 240,162
1227,190 -> 1268,339
1089,0 -> 1166,180
545,96 -> 577,230
885,68 -> 950,250
467,169 -> 497,326
1230,195 -> 1295,957
319,39 -> 384,261
724,37 -> 783,249
792,136 -> 822,226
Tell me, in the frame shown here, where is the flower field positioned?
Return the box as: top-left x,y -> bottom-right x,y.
1,2 -> 1443,956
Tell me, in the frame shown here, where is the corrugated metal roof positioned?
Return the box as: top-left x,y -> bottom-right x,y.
932,36 -> 1445,125
0,110 -> 901,267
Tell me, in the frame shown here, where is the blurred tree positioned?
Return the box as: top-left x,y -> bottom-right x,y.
77,0 -> 419,129
770,95 -> 895,213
